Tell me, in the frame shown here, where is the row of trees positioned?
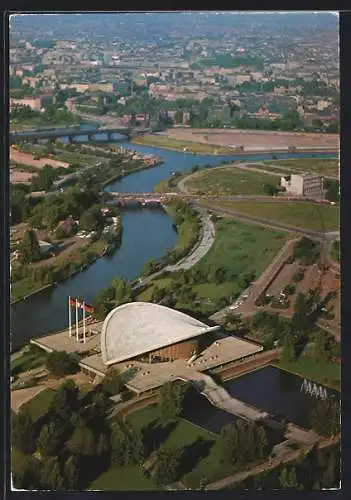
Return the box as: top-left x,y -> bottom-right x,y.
12,374 -> 130,490
11,104 -> 79,125
233,443 -> 339,489
93,277 -> 133,319
213,420 -> 268,466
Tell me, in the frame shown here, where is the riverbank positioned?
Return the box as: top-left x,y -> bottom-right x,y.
131,135 -> 235,155
11,223 -> 123,306
131,134 -> 338,156
101,162 -> 163,188
12,145 -> 340,348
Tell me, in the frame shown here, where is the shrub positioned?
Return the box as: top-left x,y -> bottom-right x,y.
45,351 -> 79,377
292,269 -> 305,283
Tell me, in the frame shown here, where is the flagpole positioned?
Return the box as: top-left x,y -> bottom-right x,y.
68,296 -> 72,338
83,300 -> 86,344
75,298 -> 79,342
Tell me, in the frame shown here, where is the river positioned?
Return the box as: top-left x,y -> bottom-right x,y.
11,126 -> 337,348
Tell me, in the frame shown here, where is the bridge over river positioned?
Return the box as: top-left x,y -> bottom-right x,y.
10,125 -> 153,144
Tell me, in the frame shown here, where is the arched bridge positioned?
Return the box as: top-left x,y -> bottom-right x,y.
10,125 -> 152,144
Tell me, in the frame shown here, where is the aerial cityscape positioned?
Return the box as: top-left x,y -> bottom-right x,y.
9,11 -> 340,491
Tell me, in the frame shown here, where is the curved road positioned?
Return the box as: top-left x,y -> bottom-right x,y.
133,206 -> 215,289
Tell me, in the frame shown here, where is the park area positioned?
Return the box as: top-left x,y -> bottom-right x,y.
138,218 -> 288,314
201,200 -> 339,231
183,165 -> 280,196
91,401 -> 267,491
263,158 -> 339,179
275,357 -> 340,391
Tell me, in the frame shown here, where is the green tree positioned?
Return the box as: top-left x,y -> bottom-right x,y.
110,420 -> 143,465
325,180 -> 340,202
256,425 -> 268,459
292,293 -> 312,332
66,424 -> 95,456
151,286 -> 166,303
112,277 -> 133,305
311,398 -> 340,436
36,421 -> 60,457
101,368 -> 122,396
157,381 -> 188,423
282,334 -> 295,363
12,408 -> 35,454
213,423 -> 238,464
49,379 -> 79,419
19,229 -> 41,264
279,466 -> 299,489
153,445 -> 182,485
31,165 -> 59,191
46,351 -> 79,377
263,183 -> 279,196
12,455 -> 41,490
96,433 -> 110,457
322,453 -> 337,488
314,333 -> 328,363
63,455 -> 79,490
42,456 -> 63,490
79,204 -> 104,232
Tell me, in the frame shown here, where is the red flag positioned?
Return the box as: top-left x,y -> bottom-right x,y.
69,298 -> 94,313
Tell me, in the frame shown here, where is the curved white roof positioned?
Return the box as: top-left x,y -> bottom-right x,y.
101,302 -> 219,365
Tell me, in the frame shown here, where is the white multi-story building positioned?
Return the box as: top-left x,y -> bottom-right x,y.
281,172 -> 324,198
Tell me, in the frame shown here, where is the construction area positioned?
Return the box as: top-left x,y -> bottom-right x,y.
164,127 -> 339,151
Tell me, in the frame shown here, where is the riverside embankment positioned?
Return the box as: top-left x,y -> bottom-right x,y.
11,129 -> 337,348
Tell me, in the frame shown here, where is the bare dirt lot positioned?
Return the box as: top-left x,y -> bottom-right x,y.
10,169 -> 34,184
165,128 -> 339,151
10,148 -> 70,169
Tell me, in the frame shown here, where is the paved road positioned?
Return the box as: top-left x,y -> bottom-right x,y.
133,206 -> 215,290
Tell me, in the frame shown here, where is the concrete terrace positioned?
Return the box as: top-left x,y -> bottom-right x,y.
30,321 -> 104,354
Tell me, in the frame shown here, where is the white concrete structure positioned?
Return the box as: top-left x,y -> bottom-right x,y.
280,172 -> 324,198
101,302 -> 220,366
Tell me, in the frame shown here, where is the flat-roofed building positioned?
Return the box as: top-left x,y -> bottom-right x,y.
281,172 -> 324,198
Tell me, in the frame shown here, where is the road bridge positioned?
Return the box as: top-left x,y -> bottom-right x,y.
10,125 -> 152,144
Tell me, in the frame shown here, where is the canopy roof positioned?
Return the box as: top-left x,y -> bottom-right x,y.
101,302 -> 219,365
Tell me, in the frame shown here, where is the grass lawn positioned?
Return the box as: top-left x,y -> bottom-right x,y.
263,158 -> 339,179
126,405 -> 220,489
22,388 -> 56,422
184,166 -> 280,196
53,150 -> 105,166
275,357 -> 341,390
132,134 -> 233,154
138,218 -> 288,314
11,277 -> 51,304
203,200 -> 339,231
137,278 -> 173,301
193,218 -> 287,289
11,347 -> 48,376
89,465 -> 159,491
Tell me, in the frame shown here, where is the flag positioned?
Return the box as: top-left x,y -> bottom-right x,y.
69,298 -> 94,313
